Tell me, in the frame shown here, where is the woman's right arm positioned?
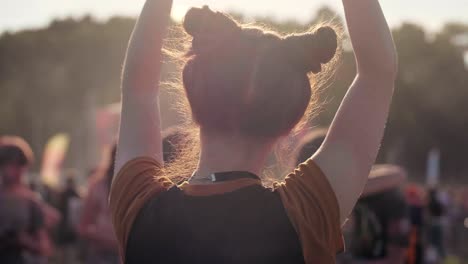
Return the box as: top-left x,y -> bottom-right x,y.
114,0 -> 173,176
312,0 -> 398,224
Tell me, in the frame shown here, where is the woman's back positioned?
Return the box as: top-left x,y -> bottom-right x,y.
126,184 -> 303,264
111,158 -> 343,263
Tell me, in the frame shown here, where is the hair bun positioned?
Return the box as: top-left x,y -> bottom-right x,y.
283,26 -> 337,73
315,26 -> 337,64
183,6 -> 209,37
183,6 -> 240,39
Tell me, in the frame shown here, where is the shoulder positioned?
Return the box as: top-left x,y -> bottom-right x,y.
109,156 -> 173,260
273,159 -> 344,263
109,156 -> 172,211
274,159 -> 340,216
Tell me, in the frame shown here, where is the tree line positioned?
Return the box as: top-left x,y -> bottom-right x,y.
0,7 -> 467,183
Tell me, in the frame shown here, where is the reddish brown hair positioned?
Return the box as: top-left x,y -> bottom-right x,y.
164,6 -> 340,181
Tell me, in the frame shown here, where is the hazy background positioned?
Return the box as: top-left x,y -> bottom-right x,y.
1,0 -> 468,185
2,0 -> 468,33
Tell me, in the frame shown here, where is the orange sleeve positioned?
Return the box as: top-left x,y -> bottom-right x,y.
108,157 -> 173,261
275,159 -> 344,264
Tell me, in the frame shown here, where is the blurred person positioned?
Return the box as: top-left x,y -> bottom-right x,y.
405,185 -> 425,264
28,181 -> 41,199
296,129 -> 409,264
349,177 -> 410,264
459,188 -> 468,260
441,188 -> 460,259
79,145 -> 119,264
0,136 -> 53,263
56,170 -> 81,264
426,188 -> 446,263
110,1 -> 398,264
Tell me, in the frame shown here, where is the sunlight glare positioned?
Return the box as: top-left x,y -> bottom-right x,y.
464,51 -> 468,68
171,4 -> 189,22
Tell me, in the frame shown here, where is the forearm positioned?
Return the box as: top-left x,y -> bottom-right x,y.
122,0 -> 173,96
342,0 -> 397,77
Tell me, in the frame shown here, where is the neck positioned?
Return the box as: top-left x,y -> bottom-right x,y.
192,130 -> 274,183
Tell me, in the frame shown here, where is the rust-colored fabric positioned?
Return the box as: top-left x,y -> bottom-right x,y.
274,159 -> 344,264
110,157 -> 343,264
109,157 -> 172,261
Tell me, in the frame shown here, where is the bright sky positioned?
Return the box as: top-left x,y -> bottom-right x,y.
1,0 -> 467,34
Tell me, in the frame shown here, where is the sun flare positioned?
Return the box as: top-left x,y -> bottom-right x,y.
171,4 -> 189,22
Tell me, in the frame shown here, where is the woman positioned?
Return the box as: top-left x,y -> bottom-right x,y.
110,0 -> 397,263
79,146 -> 119,264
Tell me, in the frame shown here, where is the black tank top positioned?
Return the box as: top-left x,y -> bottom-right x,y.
125,184 -> 305,264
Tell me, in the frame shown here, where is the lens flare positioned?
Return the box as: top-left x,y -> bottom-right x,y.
171,4 -> 189,22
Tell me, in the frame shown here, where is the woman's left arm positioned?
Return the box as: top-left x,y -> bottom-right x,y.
312,0 -> 398,224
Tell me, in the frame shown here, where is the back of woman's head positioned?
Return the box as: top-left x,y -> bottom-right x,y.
182,6 -> 339,139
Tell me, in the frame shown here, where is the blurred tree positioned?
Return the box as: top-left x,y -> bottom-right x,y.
0,10 -> 467,183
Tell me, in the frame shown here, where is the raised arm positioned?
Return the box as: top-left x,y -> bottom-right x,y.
312,0 -> 397,223
115,0 -> 173,174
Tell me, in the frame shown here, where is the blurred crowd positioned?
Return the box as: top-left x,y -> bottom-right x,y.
0,136 -> 118,264
338,183 -> 468,264
1,132 -> 468,264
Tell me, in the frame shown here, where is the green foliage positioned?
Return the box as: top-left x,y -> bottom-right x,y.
388,23 -> 468,179
0,16 -> 135,169
0,9 -> 467,182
